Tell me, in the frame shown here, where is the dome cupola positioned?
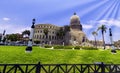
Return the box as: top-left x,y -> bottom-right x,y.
70,12 -> 82,31
70,12 -> 80,25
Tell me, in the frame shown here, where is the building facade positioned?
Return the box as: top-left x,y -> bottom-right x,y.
33,13 -> 87,45
33,24 -> 60,44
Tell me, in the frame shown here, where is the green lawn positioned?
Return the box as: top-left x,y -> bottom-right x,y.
0,46 -> 120,64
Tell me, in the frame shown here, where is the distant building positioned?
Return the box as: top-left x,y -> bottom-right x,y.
114,40 -> 120,48
33,13 -> 87,45
89,40 -> 103,48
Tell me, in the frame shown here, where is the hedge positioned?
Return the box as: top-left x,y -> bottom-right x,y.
44,45 -> 98,50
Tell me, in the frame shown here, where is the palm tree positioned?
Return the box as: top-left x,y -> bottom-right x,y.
43,28 -> 49,44
92,31 -> 98,48
97,25 -> 107,50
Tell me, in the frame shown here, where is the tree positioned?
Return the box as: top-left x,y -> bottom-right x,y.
6,33 -> 22,42
43,28 -> 49,44
56,25 -> 70,45
92,31 -> 98,48
64,25 -> 70,33
22,30 -> 30,37
56,27 -> 65,39
34,40 -> 40,44
97,25 -> 107,49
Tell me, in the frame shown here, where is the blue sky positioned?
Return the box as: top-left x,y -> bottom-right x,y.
0,0 -> 120,43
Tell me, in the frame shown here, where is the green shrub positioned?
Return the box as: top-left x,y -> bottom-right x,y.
54,45 -> 64,49
53,45 -> 98,50
53,45 -> 73,49
34,40 -> 40,44
44,45 -> 52,48
82,46 -> 98,50
64,46 -> 73,49
74,46 -> 80,50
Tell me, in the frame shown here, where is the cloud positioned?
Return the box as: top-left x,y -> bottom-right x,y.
98,19 -> 120,27
83,24 -> 93,29
2,17 -> 10,21
0,24 -> 30,34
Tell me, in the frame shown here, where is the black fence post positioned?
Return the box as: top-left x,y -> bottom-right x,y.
36,62 -> 41,73
3,65 -> 7,73
101,62 -> 105,73
14,64 -> 18,73
57,64 -> 60,73
73,64 -> 75,73
1,63 -> 120,73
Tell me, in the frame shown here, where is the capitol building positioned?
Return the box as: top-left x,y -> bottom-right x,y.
33,13 -> 87,45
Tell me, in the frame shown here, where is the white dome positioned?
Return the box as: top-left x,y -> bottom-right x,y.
70,15 -> 79,21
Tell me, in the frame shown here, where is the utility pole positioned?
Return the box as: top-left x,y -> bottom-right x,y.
25,19 -> 35,53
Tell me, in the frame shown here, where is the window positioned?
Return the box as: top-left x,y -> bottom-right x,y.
42,41 -> 44,43
39,35 -> 41,39
49,35 -> 51,40
43,35 -> 45,39
37,35 -> 39,39
52,36 -> 54,39
41,30 -> 42,33
55,36 -> 56,40
52,32 -> 54,34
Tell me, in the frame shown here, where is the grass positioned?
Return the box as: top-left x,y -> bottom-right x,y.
0,46 -> 120,64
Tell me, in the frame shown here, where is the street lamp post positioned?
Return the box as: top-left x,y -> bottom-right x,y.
25,19 -> 35,53
0,30 -> 6,44
109,28 -> 116,54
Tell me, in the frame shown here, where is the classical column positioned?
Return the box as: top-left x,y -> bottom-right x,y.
0,30 -> 6,44
109,28 -> 116,53
25,19 -> 35,53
